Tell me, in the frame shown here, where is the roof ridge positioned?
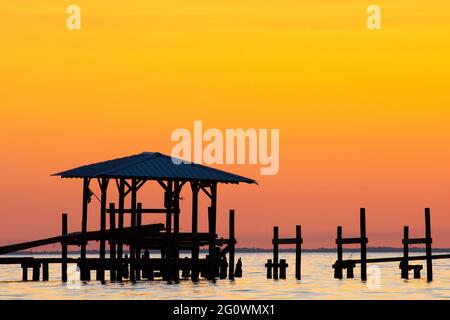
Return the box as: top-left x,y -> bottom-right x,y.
97,152 -> 159,176
159,153 -> 257,183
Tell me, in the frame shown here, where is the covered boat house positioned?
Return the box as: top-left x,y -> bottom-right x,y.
52,152 -> 256,282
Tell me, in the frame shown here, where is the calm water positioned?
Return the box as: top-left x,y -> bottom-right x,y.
0,252 -> 449,299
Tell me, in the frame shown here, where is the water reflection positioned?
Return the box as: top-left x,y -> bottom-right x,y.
0,253 -> 449,299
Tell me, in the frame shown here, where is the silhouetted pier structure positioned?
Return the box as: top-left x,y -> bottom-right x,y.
0,152 -> 255,282
266,225 -> 302,280
333,208 -> 449,282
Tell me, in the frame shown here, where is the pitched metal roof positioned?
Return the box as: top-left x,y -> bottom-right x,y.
53,152 -> 256,184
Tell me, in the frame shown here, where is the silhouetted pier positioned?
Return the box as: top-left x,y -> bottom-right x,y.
266,225 -> 302,280
0,152 -> 256,282
332,208 -> 449,282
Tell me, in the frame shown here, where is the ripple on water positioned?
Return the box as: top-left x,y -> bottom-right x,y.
1,253 -> 450,299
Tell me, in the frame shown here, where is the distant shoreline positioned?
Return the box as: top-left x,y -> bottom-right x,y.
5,247 -> 450,255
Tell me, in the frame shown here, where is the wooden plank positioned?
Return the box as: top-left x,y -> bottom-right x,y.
403,238 -> 430,245
346,254 -> 450,264
273,238 -> 304,245
107,208 -> 168,214
0,223 -> 164,255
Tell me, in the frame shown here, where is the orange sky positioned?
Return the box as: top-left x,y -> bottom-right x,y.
1,1 -> 450,249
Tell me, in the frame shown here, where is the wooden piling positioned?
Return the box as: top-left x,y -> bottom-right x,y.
117,179 -> 125,282
135,202 -> 143,281
273,226 -> 279,280
235,258 -> 242,277
61,213 -> 68,282
346,261 -> 355,279
295,225 -> 302,280
335,226 -> 343,279
130,179 -> 137,282
42,262 -> 49,281
360,208 -> 367,281
402,226 -> 409,279
413,265 -> 423,279
190,181 -> 199,281
22,266 -> 28,281
165,180 -> 173,234
208,206 -> 217,280
229,209 -> 235,280
209,183 -> 218,280
173,182 -> 180,234
279,259 -> 288,279
98,177 -> 108,282
219,258 -> 228,279
265,259 -> 273,279
425,208 -> 433,281
81,178 -> 90,259
109,203 -> 116,281
32,264 -> 40,281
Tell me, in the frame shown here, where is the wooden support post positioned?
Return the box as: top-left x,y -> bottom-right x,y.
208,206 -> 217,280
335,226 -> 343,279
228,210 -> 236,280
360,208 -> 367,281
79,263 -> 90,281
191,182 -> 199,281
265,259 -> 273,279
117,179 -> 125,282
22,266 -> 28,281
97,178 -> 108,282
279,259 -> 288,279
425,208 -> 433,282
135,202 -> 142,281
129,179 -> 137,282
273,226 -> 279,280
173,182 -> 180,234
32,264 -> 40,281
413,265 -> 423,279
234,257 -> 242,277
109,203 -> 116,281
165,180 -> 173,234
401,226 -> 409,279
346,261 -> 355,279
295,225 -> 302,280
81,178 -> 90,259
182,257 -> 190,279
62,213 -> 68,282
42,262 -> 49,281
220,258 -> 228,279
172,182 -> 180,281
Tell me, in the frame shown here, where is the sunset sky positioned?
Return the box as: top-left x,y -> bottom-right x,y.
1,1 -> 450,249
